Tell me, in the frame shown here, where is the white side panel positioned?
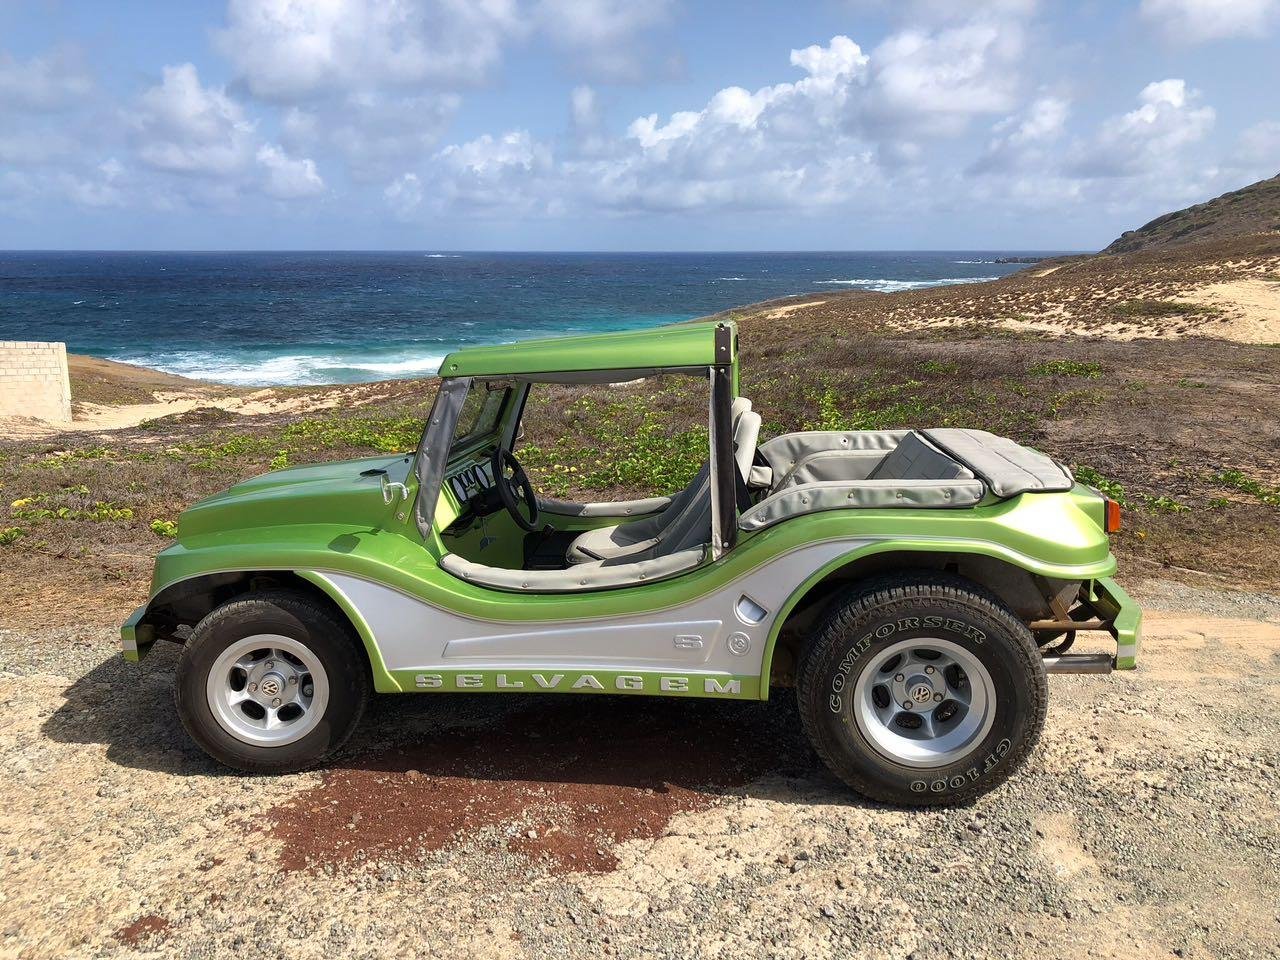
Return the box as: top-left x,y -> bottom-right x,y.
317,538 -> 872,676
442,620 -> 721,664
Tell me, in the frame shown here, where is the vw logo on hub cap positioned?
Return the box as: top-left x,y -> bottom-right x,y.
910,682 -> 933,704
258,676 -> 282,697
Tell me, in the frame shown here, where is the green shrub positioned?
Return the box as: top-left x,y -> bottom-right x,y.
1030,359 -> 1103,379
1112,299 -> 1217,318
919,359 -> 958,374
1073,466 -> 1128,505
1217,469 -> 1280,506
149,519 -> 179,538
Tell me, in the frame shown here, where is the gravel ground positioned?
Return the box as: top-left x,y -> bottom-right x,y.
2,581 -> 1279,960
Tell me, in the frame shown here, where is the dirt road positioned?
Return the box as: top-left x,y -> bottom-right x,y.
2,581 -> 1278,959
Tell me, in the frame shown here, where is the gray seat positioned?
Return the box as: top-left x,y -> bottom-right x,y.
566,398 -> 760,564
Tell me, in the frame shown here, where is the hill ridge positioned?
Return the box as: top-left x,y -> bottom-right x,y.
1103,173 -> 1280,254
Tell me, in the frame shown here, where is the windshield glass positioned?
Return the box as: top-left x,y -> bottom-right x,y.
450,381 -> 509,452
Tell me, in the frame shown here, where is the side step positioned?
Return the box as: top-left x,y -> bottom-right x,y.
1041,652 -> 1113,675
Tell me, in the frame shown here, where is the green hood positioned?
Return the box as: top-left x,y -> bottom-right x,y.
178,454 -> 414,539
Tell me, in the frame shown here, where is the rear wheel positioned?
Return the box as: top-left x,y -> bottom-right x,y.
176,591 -> 370,774
797,573 -> 1047,806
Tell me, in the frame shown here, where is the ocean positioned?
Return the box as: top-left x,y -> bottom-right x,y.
0,251 -> 1062,386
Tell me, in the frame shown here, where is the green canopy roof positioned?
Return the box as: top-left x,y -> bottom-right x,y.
438,320 -> 736,378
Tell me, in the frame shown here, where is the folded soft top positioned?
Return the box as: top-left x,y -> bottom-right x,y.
738,428 -> 1075,532
921,429 -> 1073,498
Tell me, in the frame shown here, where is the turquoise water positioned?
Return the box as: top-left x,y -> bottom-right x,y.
0,251 -> 1060,385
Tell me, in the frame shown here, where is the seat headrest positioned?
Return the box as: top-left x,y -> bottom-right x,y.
733,410 -> 762,477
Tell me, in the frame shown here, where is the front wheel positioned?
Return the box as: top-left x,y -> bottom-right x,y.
175,591 -> 370,774
797,574 -> 1047,806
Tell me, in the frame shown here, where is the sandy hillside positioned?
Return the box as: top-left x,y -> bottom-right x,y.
2,355 -> 393,437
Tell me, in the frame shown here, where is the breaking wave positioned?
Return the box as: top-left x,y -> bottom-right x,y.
118,350 -> 449,386
814,277 -> 998,292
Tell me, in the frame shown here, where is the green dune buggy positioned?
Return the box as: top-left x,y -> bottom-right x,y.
122,321 -> 1140,805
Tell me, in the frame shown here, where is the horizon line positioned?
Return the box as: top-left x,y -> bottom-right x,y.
0,247 -> 1086,255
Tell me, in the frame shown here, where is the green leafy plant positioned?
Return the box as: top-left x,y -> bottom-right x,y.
10,498 -> 134,523
919,359 -> 958,374
1072,466 -> 1128,505
0,527 -> 23,546
149,519 -> 179,538
1030,359 -> 1103,379
1141,495 -> 1190,514
1217,469 -> 1280,506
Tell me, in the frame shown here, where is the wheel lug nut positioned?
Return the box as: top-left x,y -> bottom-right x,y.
289,676 -> 298,685
265,660 -> 275,669
934,693 -> 943,702
894,673 -> 905,682
902,701 -> 913,710
272,698 -> 282,707
248,682 -> 257,692
925,665 -> 935,674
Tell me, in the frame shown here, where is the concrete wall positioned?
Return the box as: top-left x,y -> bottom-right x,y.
0,341 -> 72,426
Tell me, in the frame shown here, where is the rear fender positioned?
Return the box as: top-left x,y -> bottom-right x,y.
758,541 -> 1116,697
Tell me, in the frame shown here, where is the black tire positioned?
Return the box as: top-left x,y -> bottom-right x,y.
175,590 -> 371,774
797,573 -> 1047,806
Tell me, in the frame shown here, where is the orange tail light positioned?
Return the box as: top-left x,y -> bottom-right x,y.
1105,498 -> 1122,534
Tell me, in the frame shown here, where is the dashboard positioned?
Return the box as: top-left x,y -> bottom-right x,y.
447,459 -> 496,506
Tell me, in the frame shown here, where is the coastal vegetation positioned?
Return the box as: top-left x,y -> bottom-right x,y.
2,226 -> 1280,630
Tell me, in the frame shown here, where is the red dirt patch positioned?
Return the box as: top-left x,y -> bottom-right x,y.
268,698 -> 779,875
114,914 -> 170,946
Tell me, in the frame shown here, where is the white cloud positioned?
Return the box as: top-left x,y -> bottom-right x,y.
326,93 -> 460,181
535,0 -> 676,81
61,159 -> 127,208
413,14 -> 1035,220
861,18 -> 1028,138
133,63 -> 257,176
130,63 -> 326,203
216,0 -> 522,102
0,129 -> 79,166
1224,119 -> 1280,182
0,46 -> 92,111
384,171 -> 424,217
1140,0 -> 1279,42
1072,78 -> 1215,178
966,78 -> 1223,219
431,130 -> 555,212
570,85 -> 600,129
414,35 -> 881,217
848,0 -> 1039,24
970,95 -> 1069,174
257,143 -> 325,198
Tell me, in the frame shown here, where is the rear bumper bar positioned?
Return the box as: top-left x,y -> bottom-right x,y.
120,603 -> 156,663
1089,577 -> 1142,670
1031,577 -> 1142,672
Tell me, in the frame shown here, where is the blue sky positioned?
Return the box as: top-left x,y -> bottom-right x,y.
1,0 -> 1277,251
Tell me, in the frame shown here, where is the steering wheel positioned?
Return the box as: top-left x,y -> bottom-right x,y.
490,447 -> 541,532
